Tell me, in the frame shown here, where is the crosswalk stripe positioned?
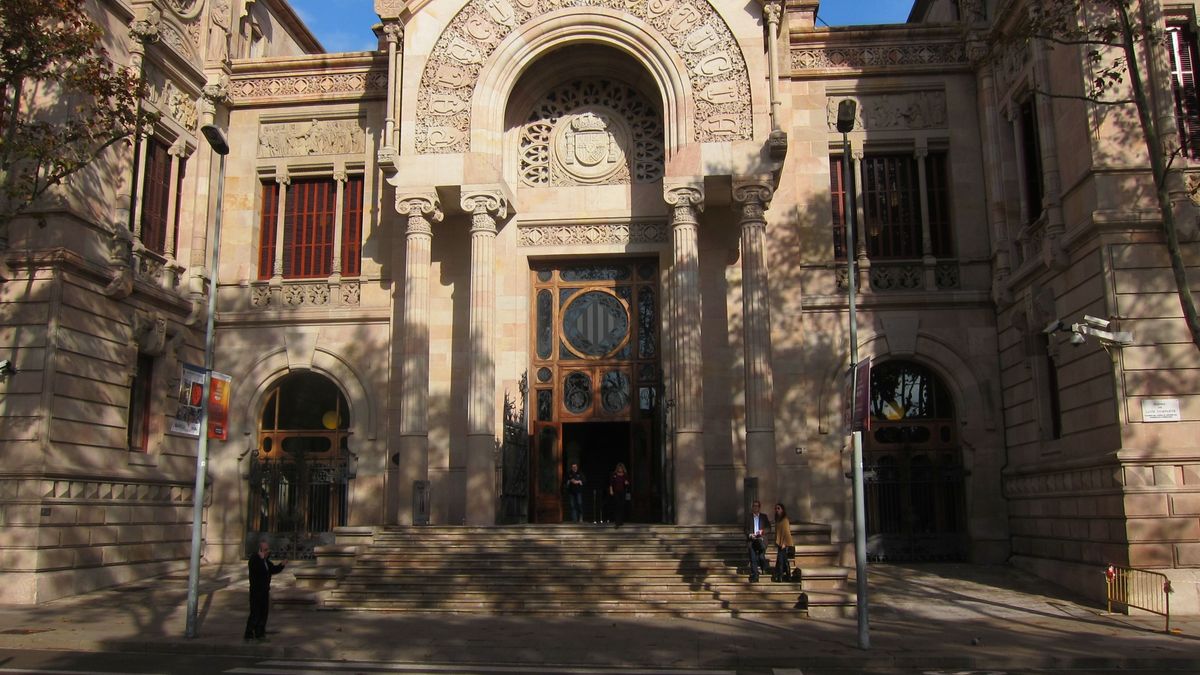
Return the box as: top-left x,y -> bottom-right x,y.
231,662 -> 735,675
0,669 -> 167,675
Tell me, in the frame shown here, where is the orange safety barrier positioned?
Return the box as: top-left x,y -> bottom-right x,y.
1105,564 -> 1173,632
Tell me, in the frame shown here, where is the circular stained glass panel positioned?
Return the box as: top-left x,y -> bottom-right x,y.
561,290 -> 629,358
564,371 -> 592,414
601,370 -> 631,413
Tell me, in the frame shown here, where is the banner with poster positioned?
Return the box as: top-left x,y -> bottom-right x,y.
207,371 -> 232,440
170,363 -> 206,437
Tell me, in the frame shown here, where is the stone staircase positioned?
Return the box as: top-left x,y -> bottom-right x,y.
294,524 -> 854,617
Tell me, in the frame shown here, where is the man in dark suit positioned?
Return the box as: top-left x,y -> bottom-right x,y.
746,500 -> 772,582
244,539 -> 286,641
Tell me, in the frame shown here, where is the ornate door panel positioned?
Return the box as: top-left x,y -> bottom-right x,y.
529,260 -> 661,523
864,361 -> 967,561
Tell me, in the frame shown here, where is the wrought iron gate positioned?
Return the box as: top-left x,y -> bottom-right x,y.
499,375 -> 530,524
246,446 -> 349,560
865,451 -> 967,561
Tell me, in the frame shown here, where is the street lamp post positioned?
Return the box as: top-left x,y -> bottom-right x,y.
184,123 -> 229,639
836,99 -> 870,650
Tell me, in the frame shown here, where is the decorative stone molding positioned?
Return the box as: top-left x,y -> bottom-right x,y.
164,0 -> 203,20
146,74 -> 199,131
131,309 -> 168,356
258,119 -> 366,158
129,7 -> 161,44
460,190 -> 509,226
518,222 -> 668,246
249,280 -> 361,308
375,0 -> 403,20
824,91 -> 947,131
229,70 -> 388,104
792,43 -> 967,71
416,0 -> 752,153
732,180 -> 773,218
395,193 -> 443,235
519,79 -> 664,187
31,478 -> 194,503
994,39 -> 1030,96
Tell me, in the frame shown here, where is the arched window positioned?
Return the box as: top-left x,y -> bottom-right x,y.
864,360 -> 965,561
249,372 -> 351,559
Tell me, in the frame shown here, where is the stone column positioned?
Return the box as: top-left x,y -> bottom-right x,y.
381,22 -> 402,152
461,188 -> 507,525
330,168 -> 348,280
733,179 -> 778,507
394,191 -> 442,524
272,173 -> 290,280
914,146 -> 937,290
664,183 -> 706,525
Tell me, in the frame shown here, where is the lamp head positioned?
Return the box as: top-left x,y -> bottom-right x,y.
836,99 -> 857,133
201,124 -> 229,156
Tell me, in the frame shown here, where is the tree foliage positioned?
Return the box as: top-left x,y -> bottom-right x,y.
0,0 -> 147,249
1014,0 -> 1200,351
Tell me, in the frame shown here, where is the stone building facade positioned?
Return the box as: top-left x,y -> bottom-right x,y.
0,0 -> 1197,612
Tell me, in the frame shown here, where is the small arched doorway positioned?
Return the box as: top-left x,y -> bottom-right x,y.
247,371 -> 352,559
864,360 -> 967,561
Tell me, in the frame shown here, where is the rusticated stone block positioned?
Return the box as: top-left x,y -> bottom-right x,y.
76,506 -> 105,524
90,525 -> 117,545
1171,493 -> 1200,515
1178,543 -> 1200,565
1154,465 -> 1180,487
1126,517 -> 1200,542
1125,493 -> 1169,517
1124,466 -> 1153,487
117,525 -> 143,543
1128,543 -> 1174,567
75,548 -> 103,566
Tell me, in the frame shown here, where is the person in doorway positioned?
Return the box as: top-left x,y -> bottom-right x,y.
564,462 -> 586,522
772,503 -> 795,582
244,538 -> 287,642
608,462 -> 631,527
746,500 -> 771,582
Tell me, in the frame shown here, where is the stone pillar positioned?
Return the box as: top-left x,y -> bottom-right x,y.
461,188 -> 507,525
733,179 -> 778,507
330,168 -> 348,280
394,191 -> 442,524
381,22 -> 402,152
664,183 -> 706,524
272,173 -> 290,280
914,146 -> 937,290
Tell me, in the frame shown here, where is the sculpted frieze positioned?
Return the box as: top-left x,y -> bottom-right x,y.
416,0 -> 752,154
824,91 -> 947,131
518,222 -> 668,246
230,70 -> 388,102
258,119 -> 366,158
792,43 -> 967,71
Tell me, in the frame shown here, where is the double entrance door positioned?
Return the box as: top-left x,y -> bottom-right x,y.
528,259 -> 663,523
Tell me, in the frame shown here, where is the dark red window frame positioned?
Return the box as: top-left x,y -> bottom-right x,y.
1168,23 -> 1200,159
257,181 -> 279,280
830,152 -> 953,261
127,354 -> 154,452
258,175 -> 365,280
341,176 -> 364,277
140,138 -> 173,256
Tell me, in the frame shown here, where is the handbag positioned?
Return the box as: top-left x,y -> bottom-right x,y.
752,537 -> 765,554
786,545 -> 796,559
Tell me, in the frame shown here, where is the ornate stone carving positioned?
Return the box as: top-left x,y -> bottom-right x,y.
258,119 -> 366,158
792,43 -> 967,71
229,70 -> 388,103
396,194 -> 443,236
517,222 -> 668,246
520,79 -> 664,187
164,0 -> 203,19
129,7 -> 161,44
249,280 -> 361,308
131,309 -> 168,355
376,0 -> 403,19
994,38 -> 1030,95
147,74 -> 198,131
416,0 -> 752,153
824,91 -> 947,131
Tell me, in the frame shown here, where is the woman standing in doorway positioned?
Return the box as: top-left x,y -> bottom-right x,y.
608,462 -> 631,527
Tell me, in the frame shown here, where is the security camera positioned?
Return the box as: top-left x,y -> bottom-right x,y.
1069,331 -> 1087,346
0,359 -> 14,375
1043,320 -> 1065,335
1083,315 -> 1111,329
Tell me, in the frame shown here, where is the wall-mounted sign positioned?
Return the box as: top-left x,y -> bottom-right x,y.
1141,398 -> 1181,423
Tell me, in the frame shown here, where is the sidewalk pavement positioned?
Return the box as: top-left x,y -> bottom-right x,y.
0,562 -> 1197,671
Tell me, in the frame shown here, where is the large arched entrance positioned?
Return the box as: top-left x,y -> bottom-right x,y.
528,259 -> 663,523
864,360 -> 967,561
247,371 -> 352,559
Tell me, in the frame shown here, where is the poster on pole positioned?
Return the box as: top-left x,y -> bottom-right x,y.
169,363 -> 206,437
842,358 -> 872,434
208,371 -> 232,440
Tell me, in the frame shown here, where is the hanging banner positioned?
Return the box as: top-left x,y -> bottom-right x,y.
208,371 -> 232,440
842,357 -> 872,434
170,363 -> 206,437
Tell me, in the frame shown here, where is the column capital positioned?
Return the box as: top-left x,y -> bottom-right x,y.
382,20 -> 403,46
168,137 -> 192,158
914,147 -> 929,160
759,0 -> 783,27
732,179 -> 774,208
460,188 -> 509,220
333,168 -> 349,183
664,183 -> 704,211
129,6 -> 161,46
396,192 -> 443,235
274,171 -> 291,186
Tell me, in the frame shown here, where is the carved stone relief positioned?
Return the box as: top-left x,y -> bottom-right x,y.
258,119 -> 366,157
416,0 -> 752,154
518,222 -> 668,246
994,38 -> 1031,95
230,70 -> 388,103
146,71 -> 199,131
824,91 -> 947,131
520,79 -> 664,187
792,43 -> 967,70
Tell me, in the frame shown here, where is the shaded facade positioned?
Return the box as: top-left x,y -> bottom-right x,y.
0,0 -> 1197,613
